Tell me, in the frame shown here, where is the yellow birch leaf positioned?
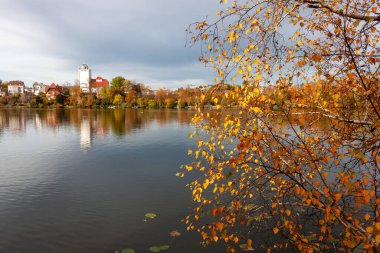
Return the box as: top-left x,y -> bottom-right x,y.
253,107 -> 262,113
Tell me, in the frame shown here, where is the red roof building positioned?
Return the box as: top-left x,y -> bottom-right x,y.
45,83 -> 63,100
91,77 -> 109,95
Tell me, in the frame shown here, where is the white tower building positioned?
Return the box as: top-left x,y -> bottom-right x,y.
79,64 -> 91,93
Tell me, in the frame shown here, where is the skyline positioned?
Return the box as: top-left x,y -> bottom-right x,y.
0,0 -> 221,88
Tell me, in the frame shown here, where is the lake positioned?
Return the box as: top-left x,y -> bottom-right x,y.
0,108 -> 223,253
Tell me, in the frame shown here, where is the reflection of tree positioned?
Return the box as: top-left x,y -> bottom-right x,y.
0,109 -> 26,134
0,109 -> 194,140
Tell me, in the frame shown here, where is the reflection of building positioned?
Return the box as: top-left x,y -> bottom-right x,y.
8,114 -> 26,133
34,114 -> 42,130
8,81 -> 25,95
80,118 -> 92,151
79,64 -> 91,93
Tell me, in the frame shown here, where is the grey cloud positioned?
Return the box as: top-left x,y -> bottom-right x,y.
0,0 -> 220,87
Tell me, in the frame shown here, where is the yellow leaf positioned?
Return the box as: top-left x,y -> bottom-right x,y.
255,74 -> 262,81
253,107 -> 262,113
253,88 -> 260,97
273,227 -> 279,234
203,179 -> 210,189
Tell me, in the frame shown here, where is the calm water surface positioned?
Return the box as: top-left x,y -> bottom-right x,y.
0,108 -> 222,253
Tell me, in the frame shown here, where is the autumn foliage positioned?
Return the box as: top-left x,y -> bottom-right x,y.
184,0 -> 380,252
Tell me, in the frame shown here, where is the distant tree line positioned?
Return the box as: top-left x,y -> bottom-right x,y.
0,76 -> 217,109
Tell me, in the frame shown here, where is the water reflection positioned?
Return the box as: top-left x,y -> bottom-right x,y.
0,108 -> 225,253
0,109 -> 194,150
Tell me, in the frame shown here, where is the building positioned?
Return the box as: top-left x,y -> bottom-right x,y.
7,81 -> 25,95
91,77 -> 109,95
33,82 -> 46,95
79,64 -> 91,93
45,83 -> 63,100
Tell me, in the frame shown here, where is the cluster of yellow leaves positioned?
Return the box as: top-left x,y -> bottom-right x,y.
186,0 -> 380,252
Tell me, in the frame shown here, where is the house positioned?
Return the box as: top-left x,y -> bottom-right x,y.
91,77 -> 109,95
7,81 -> 25,95
33,82 -> 46,95
45,83 -> 63,100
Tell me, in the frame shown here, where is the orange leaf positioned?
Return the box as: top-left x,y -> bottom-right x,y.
216,222 -> 224,232
247,239 -> 252,248
335,193 -> 342,201
366,226 -> 374,234
376,235 -> 380,244
211,207 -> 217,217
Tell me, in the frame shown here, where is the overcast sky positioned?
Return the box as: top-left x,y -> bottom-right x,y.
0,0 -> 221,88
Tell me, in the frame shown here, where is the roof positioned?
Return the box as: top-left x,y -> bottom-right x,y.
91,77 -> 109,88
45,83 -> 63,93
80,64 -> 89,69
8,80 -> 25,87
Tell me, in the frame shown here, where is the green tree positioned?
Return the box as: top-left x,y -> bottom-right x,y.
111,76 -> 125,88
55,93 -> 65,105
148,99 -> 159,109
99,87 -> 113,105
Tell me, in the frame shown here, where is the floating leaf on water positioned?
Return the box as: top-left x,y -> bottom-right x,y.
159,245 -> 170,251
170,230 -> 181,237
122,248 -> 135,253
145,213 -> 157,219
149,246 -> 161,252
